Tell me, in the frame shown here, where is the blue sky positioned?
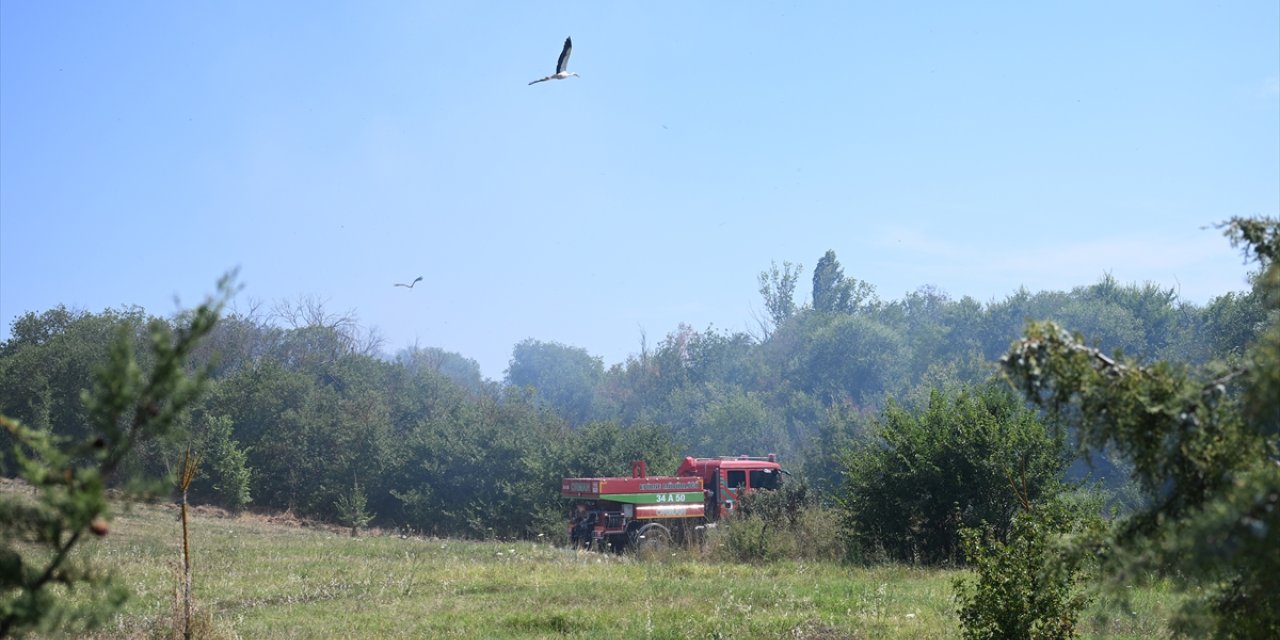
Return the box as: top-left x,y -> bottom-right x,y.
2,2 -> 1278,379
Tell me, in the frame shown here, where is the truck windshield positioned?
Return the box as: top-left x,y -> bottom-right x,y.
749,469 -> 779,490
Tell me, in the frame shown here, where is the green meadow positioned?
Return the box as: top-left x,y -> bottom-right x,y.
27,500 -> 1183,639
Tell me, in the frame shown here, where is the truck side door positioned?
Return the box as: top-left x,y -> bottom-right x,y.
723,469 -> 746,513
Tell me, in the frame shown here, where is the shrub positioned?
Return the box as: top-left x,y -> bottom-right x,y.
954,496 -> 1104,640
334,479 -> 374,537
841,384 -> 1069,565
710,481 -> 844,562
190,414 -> 252,512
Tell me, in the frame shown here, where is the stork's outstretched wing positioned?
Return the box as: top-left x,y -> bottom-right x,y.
394,276 -> 424,289
556,37 -> 572,74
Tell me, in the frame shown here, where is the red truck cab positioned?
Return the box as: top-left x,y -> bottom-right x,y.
675,454 -> 783,519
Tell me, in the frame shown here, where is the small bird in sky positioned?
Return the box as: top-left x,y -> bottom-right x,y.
394,276 -> 424,289
528,37 -> 578,85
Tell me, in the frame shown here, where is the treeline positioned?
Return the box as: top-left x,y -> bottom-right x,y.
0,250 -> 1267,540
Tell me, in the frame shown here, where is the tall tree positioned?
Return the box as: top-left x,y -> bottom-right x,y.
796,313 -> 911,404
812,250 -> 851,313
757,260 -> 803,336
506,339 -> 603,426
1000,217 -> 1279,637
395,345 -> 489,395
811,250 -> 876,314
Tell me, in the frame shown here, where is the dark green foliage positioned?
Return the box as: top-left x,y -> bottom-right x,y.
1004,322 -> 1248,522
196,360 -> 312,511
1000,216 -> 1280,638
0,307 -> 152,455
389,386 -> 569,538
188,414 -> 252,512
0,277 -> 230,637
679,328 -> 764,389
560,421 -> 680,478
801,398 -> 873,497
954,496 -> 1104,640
199,350 -> 404,521
1064,274 -> 1180,360
506,339 -> 604,426
395,345 -> 490,395
811,250 -> 876,314
1195,286 -> 1268,361
796,313 -> 911,404
840,385 -> 1070,564
665,382 -> 786,458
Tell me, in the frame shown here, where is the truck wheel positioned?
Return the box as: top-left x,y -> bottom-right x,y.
570,526 -> 592,550
631,523 -> 672,552
608,534 -> 627,554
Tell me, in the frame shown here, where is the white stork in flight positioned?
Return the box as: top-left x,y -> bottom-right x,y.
528,37 -> 578,85
394,276 -> 424,289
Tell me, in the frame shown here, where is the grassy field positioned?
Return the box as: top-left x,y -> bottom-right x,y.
23,500 -> 1183,639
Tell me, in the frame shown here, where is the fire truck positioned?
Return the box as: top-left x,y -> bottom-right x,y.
561,454 -> 784,552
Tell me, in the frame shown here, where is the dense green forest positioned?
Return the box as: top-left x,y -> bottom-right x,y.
1,248 -> 1266,538
5,221 -> 1280,636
